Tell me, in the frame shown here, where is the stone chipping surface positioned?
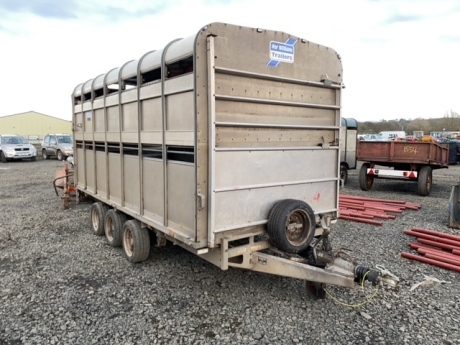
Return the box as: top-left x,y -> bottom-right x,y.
0,159 -> 460,345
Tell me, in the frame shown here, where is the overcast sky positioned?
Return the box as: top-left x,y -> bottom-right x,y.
0,0 -> 459,122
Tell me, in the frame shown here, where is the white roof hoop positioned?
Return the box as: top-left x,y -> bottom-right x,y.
104,67 -> 120,88
120,59 -> 139,82
164,34 -> 195,64
82,79 -> 93,100
72,83 -> 84,98
92,74 -> 105,93
117,60 -> 135,88
139,49 -> 162,74
137,49 -> 156,80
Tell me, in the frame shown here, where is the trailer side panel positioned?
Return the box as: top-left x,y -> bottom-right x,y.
357,141 -> 448,168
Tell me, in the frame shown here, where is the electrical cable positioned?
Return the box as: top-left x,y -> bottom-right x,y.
323,271 -> 380,308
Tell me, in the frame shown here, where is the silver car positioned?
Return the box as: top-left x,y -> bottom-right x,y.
0,134 -> 37,162
41,134 -> 73,161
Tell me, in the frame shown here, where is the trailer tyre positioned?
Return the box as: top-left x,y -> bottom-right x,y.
418,166 -> 432,196
90,202 -> 109,236
122,220 -> 150,263
104,209 -> 127,247
359,163 -> 374,191
267,199 -> 316,254
267,199 -> 294,229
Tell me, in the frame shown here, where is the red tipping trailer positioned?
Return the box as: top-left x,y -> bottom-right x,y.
357,140 -> 449,196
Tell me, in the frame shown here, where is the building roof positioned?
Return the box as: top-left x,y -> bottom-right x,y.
0,111 -> 70,122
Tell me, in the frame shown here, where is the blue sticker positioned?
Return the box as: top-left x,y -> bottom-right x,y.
267,38 -> 297,67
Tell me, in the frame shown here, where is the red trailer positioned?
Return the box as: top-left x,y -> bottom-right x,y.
357,140 -> 449,196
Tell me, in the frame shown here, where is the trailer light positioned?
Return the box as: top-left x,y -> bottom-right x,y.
403,171 -> 417,178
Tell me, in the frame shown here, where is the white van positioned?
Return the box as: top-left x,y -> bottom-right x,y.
378,131 -> 406,140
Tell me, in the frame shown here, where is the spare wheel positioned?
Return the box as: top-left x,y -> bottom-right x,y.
267,199 -> 316,254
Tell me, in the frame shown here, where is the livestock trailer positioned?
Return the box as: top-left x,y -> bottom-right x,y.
339,117 -> 358,184
71,22 -> 395,294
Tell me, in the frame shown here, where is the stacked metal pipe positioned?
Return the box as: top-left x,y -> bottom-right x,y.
402,227 -> 460,273
339,195 -> 421,225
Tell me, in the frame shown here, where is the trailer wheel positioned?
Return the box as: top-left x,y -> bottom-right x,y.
122,220 -> 150,263
340,164 -> 348,184
359,163 -> 373,191
267,199 -> 316,254
90,202 -> 109,236
104,209 -> 127,247
418,166 -> 432,196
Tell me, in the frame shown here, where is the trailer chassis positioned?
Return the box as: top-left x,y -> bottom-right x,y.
53,161 -> 399,297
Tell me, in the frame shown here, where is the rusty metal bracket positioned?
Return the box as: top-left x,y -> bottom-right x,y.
52,164 -> 75,209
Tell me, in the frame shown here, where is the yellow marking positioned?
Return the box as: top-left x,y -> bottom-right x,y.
404,146 -> 418,154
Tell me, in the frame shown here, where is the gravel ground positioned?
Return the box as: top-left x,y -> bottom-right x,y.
1,158 -> 460,345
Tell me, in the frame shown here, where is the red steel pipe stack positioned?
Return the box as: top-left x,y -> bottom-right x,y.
339,194 -> 421,225
402,227 -> 460,273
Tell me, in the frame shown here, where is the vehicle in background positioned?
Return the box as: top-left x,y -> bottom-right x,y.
41,134 -> 73,161
378,131 -> 406,141
360,134 -> 385,141
340,118 -> 358,184
422,135 -> 440,143
357,140 -> 448,196
413,131 -> 424,140
430,131 -> 460,141
0,134 -> 37,162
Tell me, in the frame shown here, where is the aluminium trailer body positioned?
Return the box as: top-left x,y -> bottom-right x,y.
71,22 -> 392,293
357,140 -> 449,196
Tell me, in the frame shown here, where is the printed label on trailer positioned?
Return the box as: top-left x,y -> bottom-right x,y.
267,39 -> 297,67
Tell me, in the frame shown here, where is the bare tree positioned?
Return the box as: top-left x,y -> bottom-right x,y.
357,112 -> 460,135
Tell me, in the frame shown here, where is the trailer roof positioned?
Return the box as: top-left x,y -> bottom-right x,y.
73,31 -> 196,98
72,22 -> 342,99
